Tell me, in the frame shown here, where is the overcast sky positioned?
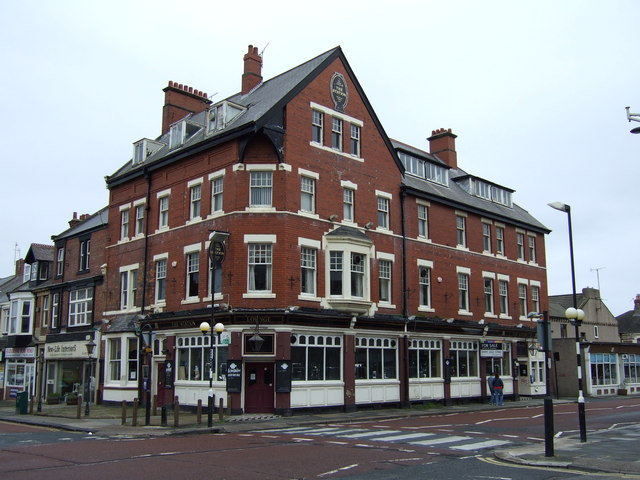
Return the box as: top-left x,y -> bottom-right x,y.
1,1 -> 638,316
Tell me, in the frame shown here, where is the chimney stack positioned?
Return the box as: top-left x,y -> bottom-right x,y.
161,81 -> 211,135
634,294 -> 640,312
427,128 -> 458,170
68,212 -> 81,228
242,45 -> 263,94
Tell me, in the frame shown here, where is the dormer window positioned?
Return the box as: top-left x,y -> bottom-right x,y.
169,121 -> 185,149
208,101 -> 246,133
458,177 -> 513,207
399,151 -> 448,186
169,120 -> 200,149
133,138 -> 164,165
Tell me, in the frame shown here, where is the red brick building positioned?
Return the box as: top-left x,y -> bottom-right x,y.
102,45 -> 549,413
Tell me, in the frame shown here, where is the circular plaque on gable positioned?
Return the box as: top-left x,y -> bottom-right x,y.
331,72 -> 348,112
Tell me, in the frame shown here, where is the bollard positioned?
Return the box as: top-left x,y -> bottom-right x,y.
173,396 -> 179,427
218,397 -> 224,423
132,398 -> 139,426
77,395 -> 82,419
197,399 -> 202,424
161,405 -> 167,427
29,396 -> 34,414
153,394 -> 157,417
121,401 -> 127,425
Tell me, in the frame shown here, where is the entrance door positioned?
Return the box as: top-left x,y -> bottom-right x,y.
156,362 -> 166,407
244,363 -> 274,413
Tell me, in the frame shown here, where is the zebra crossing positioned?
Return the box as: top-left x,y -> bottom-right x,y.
255,425 -> 511,452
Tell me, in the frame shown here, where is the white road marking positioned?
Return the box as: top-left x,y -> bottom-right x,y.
340,430 -> 403,439
374,432 -> 436,442
410,435 -> 472,446
451,439 -> 511,451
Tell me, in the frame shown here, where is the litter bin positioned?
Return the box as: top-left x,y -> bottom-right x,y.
15,391 -> 28,415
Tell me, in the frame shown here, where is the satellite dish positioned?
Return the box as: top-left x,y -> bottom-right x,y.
631,126 -> 640,134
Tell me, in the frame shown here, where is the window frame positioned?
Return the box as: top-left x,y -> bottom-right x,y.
186,251 -> 200,300
247,243 -> 272,294
377,196 -> 390,229
249,171 -> 273,208
291,334 -> 342,382
311,110 -> 324,145
189,183 -> 202,220
458,272 -> 470,313
496,226 -> 505,256
68,287 -> 93,327
350,124 -> 361,157
120,208 -> 130,241
482,223 -> 491,253
343,188 -> 354,222
300,176 -> 316,213
331,117 -> 343,151
456,215 -> 467,248
418,204 -> 429,238
378,259 -> 392,304
355,336 -> 398,380
300,247 -> 317,297
158,195 -> 169,229
79,239 -> 90,272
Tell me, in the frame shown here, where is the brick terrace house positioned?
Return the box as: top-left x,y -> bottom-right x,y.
38,209 -> 108,403
101,45 -> 550,414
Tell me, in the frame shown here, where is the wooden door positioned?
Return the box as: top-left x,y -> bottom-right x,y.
244,363 -> 274,413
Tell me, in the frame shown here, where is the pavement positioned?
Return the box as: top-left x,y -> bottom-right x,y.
1,397 -> 640,476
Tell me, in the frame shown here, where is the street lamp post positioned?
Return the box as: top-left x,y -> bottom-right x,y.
85,338 -> 96,417
548,201 -> 588,443
199,321 -> 225,428
140,324 -> 153,426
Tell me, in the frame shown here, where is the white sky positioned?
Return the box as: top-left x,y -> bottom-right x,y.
1,0 -> 638,316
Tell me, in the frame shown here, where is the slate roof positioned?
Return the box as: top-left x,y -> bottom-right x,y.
0,275 -> 28,302
24,243 -> 54,263
326,225 -> 372,243
106,313 -> 141,333
52,206 -> 109,240
107,47 -> 342,185
399,142 -> 549,233
617,309 -> 640,334
548,293 -> 587,318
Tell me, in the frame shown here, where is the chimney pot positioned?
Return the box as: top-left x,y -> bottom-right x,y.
427,128 -> 458,170
242,44 -> 263,94
162,80 -> 212,134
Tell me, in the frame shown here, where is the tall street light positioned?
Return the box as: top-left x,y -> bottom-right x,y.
548,201 -> 587,443
200,321 -> 225,428
85,338 -> 96,417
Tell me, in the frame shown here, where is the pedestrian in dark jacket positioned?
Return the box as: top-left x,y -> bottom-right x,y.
487,371 -> 496,404
492,373 -> 504,406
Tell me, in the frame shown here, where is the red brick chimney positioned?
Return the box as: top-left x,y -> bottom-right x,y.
634,294 -> 640,312
69,212 -> 81,228
161,81 -> 211,135
242,45 -> 263,94
428,128 -> 458,170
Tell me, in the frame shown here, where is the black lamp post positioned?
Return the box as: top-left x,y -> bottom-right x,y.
85,338 -> 96,417
37,349 -> 44,413
199,321 -> 225,428
548,201 -> 587,443
140,324 -> 153,426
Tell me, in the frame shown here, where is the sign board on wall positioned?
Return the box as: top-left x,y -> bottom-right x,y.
45,342 -> 96,360
4,347 -> 37,358
480,341 -> 504,358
